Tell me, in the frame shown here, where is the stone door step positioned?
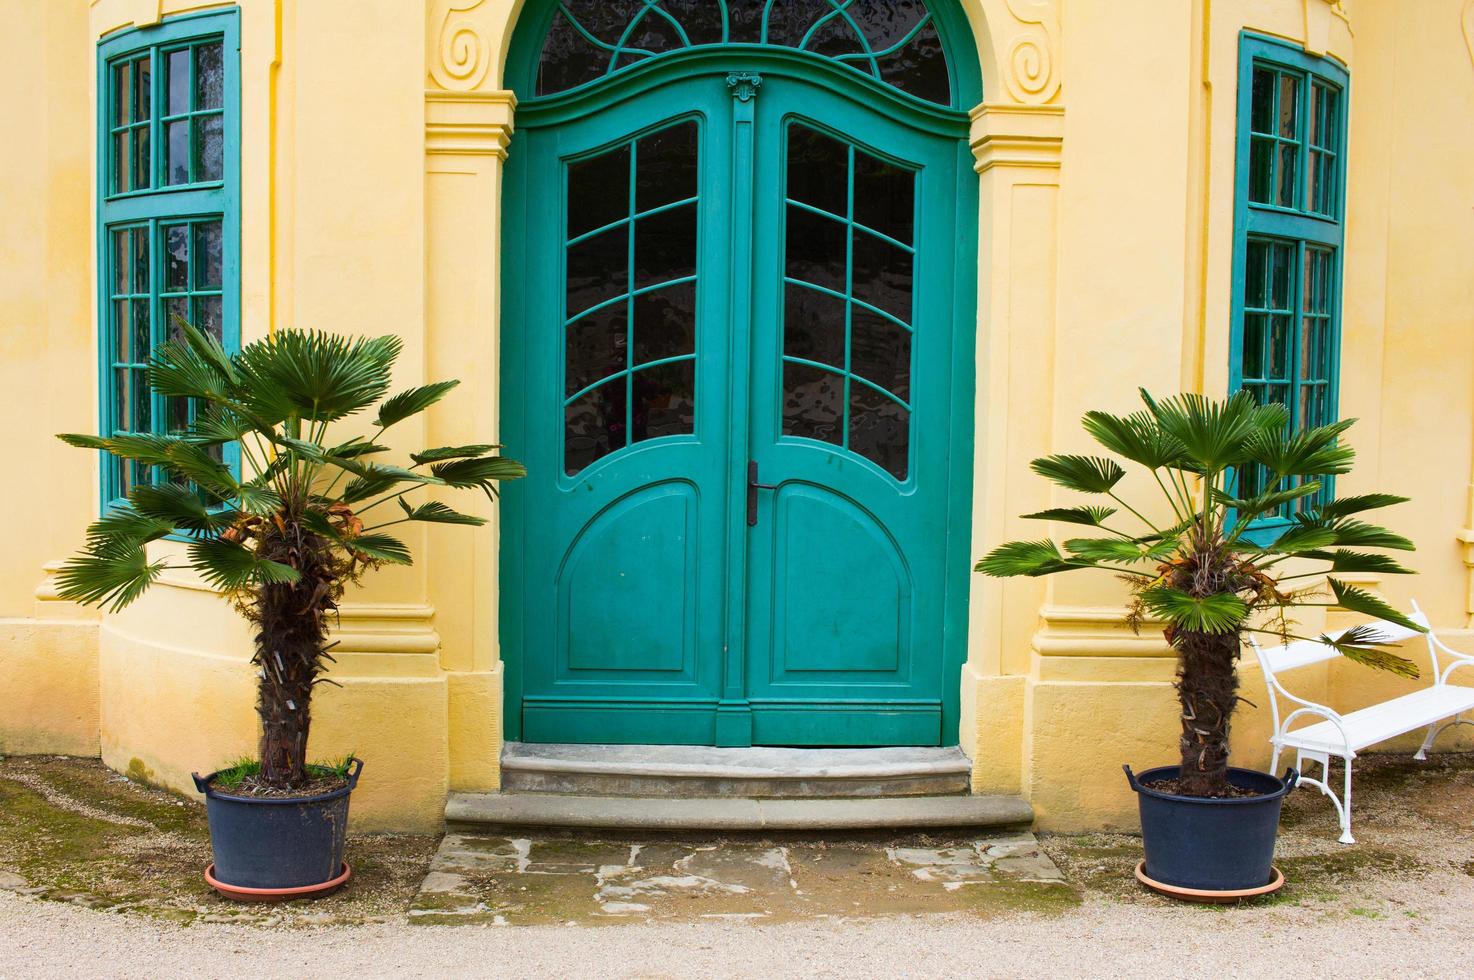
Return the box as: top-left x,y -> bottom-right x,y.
445,792 -> 1034,833
499,743 -> 973,799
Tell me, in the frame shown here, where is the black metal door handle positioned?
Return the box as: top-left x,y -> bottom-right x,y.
747,460 -> 778,527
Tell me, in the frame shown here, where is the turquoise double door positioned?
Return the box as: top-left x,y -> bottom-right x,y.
502,59 -> 973,747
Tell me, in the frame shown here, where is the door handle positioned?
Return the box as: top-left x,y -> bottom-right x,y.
747,460 -> 778,527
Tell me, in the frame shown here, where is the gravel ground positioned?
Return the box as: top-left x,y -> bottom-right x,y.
3,882 -> 1473,979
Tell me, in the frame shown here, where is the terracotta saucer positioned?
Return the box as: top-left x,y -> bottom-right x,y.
204,862 -> 352,903
1134,861 -> 1284,904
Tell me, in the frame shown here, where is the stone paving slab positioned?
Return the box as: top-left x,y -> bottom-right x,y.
410,832 -> 1070,926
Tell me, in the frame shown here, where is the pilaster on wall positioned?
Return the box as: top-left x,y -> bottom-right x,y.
424,0 -> 515,792
961,99 -> 1062,793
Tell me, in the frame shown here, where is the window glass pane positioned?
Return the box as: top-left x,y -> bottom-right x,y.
851,231 -> 913,323
166,297 -> 190,340
167,48 -> 190,115
195,295 -> 223,341
1277,73 -> 1299,139
1276,142 -> 1297,208
853,151 -> 914,245
631,361 -> 695,443
132,124 -> 150,191
1247,138 -> 1273,204
164,224 -> 189,291
196,113 -> 224,182
566,226 -> 628,318
632,281 -> 696,366
165,120 -> 190,184
850,308 -> 911,402
568,147 -> 629,240
113,131 -> 131,194
632,202 -> 697,289
564,381 -> 623,474
132,227 -> 150,294
195,42 -> 224,110
786,124 -> 849,217
132,297 -> 151,362
1250,67 -> 1274,134
113,62 -> 131,128
132,367 -> 152,432
112,230 -> 130,295
1268,242 -> 1293,309
194,220 -> 223,288
565,304 -> 627,397
849,384 -> 909,480
635,121 -> 697,213
782,362 -> 843,445
133,57 -> 151,122
784,206 -> 847,294
1244,240 -> 1268,308
1242,313 -> 1265,379
114,367 -> 132,433
113,299 -> 131,362
783,283 -> 846,370
1267,316 -> 1290,379
876,19 -> 951,106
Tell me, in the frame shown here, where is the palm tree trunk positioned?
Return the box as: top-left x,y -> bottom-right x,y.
251,523 -> 335,790
1174,628 -> 1240,797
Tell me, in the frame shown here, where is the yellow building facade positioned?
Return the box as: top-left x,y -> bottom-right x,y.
3,0 -> 1474,833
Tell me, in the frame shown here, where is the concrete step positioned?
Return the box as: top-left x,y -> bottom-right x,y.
445,792 -> 1034,834
500,743 -> 973,799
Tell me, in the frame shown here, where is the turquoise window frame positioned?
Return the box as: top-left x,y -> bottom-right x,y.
1228,33 -> 1348,545
95,9 -> 241,511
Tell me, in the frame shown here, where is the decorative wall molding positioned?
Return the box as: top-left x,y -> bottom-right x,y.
425,90 -> 517,157
428,0 -> 493,92
999,0 -> 1060,105
331,603 -> 442,658
1303,0 -> 1353,59
969,102 -> 1064,174
1032,605 -> 1172,659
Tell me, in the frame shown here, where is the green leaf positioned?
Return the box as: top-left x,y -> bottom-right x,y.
54,545 -> 169,612
1245,418 -> 1357,478
1020,506 -> 1118,528
345,533 -> 413,565
1139,389 -> 1271,474
338,463 -> 444,504
1081,410 -> 1185,469
59,432 -> 181,467
410,444 -> 502,466
235,478 -> 284,517
1297,550 -> 1416,576
128,483 -> 236,534
396,500 -> 487,527
187,538 -> 300,592
1064,537 -> 1174,564
974,539 -> 1087,578
1216,482 -> 1322,525
1138,587 -> 1249,634
146,330 -> 232,402
1029,455 -> 1125,495
164,442 -> 239,498
1325,519 -> 1416,552
430,455 -> 527,498
1327,580 -> 1427,633
188,404 -> 252,445
235,330 -> 399,424
1318,624 -> 1420,679
377,380 -> 460,428
325,438 -> 391,461
1245,526 -> 1339,555
1313,493 -> 1410,521
83,508 -> 175,552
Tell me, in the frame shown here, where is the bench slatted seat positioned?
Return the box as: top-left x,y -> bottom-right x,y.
1250,600 -> 1474,843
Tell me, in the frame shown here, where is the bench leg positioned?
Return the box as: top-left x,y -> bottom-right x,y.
1415,721 -> 1440,761
1339,758 -> 1355,845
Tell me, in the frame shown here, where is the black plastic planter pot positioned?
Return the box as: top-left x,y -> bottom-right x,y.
1124,764 -> 1298,892
193,758 -> 363,892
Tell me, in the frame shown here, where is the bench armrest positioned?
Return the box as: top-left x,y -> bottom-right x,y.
1279,704 -> 1354,755
1430,633 -> 1474,685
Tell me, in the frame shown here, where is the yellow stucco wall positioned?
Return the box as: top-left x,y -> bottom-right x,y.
3,0 -> 1474,833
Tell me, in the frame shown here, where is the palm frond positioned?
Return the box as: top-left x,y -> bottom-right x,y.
84,508 -> 175,552
235,330 -> 399,424
1245,418 -> 1356,478
377,381 -> 460,429
338,463 -> 444,504
1296,549 -> 1416,576
1029,455 -> 1125,495
1081,409 -> 1184,469
1217,482 -> 1322,526
128,483 -> 236,534
1138,587 -> 1249,634
147,330 -> 232,402
1313,493 -> 1410,521
974,539 -> 1087,578
1020,506 -> 1118,528
1323,519 -> 1416,552
1319,624 -> 1420,679
430,456 -> 528,498
1243,526 -> 1339,555
164,442 -> 239,498
1139,388 -> 1270,473
188,538 -> 301,592
1326,579 -> 1427,633
345,533 -> 413,565
54,545 -> 169,612
396,499 -> 487,527
59,432 -> 181,467
410,444 -> 502,466
1064,537 -> 1176,563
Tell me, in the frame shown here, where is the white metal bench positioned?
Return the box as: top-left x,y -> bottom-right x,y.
1249,600 -> 1474,843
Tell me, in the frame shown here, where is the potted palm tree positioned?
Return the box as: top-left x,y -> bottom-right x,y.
976,389 -> 1421,898
56,324 -> 523,900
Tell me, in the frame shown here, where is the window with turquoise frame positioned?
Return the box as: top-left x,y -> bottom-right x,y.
96,10 -> 240,508
1229,33 -> 1347,542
